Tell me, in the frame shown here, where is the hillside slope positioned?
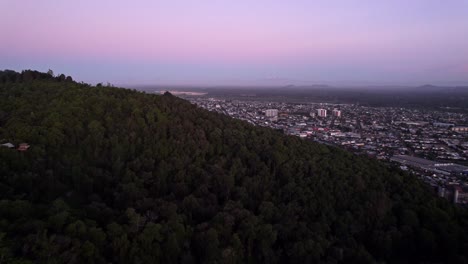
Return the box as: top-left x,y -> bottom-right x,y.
1,70 -> 468,263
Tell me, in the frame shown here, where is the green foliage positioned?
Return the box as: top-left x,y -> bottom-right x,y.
0,70 -> 468,263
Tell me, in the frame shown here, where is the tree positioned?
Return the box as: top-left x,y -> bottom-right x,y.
58,74 -> 66,82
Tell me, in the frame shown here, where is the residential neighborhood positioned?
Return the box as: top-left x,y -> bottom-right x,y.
182,94 -> 468,205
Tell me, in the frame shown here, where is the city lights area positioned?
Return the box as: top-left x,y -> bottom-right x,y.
178,92 -> 468,205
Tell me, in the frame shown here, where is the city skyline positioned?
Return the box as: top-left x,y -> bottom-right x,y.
1,0 -> 468,86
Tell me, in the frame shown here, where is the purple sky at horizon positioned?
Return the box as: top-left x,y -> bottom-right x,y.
1,0 -> 468,86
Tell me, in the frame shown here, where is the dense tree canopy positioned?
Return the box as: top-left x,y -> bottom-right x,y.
0,70 -> 468,263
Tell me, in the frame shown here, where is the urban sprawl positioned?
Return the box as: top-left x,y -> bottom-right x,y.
177,93 -> 468,206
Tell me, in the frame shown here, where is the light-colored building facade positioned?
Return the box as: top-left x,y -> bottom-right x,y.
317,109 -> 327,117
265,109 -> 278,118
332,109 -> 341,117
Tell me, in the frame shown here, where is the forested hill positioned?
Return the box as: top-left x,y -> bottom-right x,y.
1,70 -> 468,263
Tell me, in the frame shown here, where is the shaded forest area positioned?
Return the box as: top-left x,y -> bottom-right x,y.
1,70 -> 468,263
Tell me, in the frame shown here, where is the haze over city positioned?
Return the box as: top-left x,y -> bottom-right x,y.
1,0 -> 468,86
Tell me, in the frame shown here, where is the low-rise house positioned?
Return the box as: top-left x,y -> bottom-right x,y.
17,143 -> 30,152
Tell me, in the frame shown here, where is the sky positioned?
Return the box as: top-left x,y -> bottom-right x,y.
1,0 -> 468,86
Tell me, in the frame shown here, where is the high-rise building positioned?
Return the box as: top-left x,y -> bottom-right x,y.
317,109 -> 327,117
265,109 -> 278,118
332,109 -> 341,117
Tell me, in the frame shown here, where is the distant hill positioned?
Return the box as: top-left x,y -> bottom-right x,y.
1,70 -> 468,263
416,84 -> 468,91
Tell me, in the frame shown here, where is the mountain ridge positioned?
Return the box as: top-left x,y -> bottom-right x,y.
0,70 -> 467,263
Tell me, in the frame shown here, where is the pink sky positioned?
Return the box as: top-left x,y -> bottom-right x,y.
1,0 -> 468,85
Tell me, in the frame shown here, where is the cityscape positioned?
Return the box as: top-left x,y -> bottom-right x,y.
178,92 -> 468,205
